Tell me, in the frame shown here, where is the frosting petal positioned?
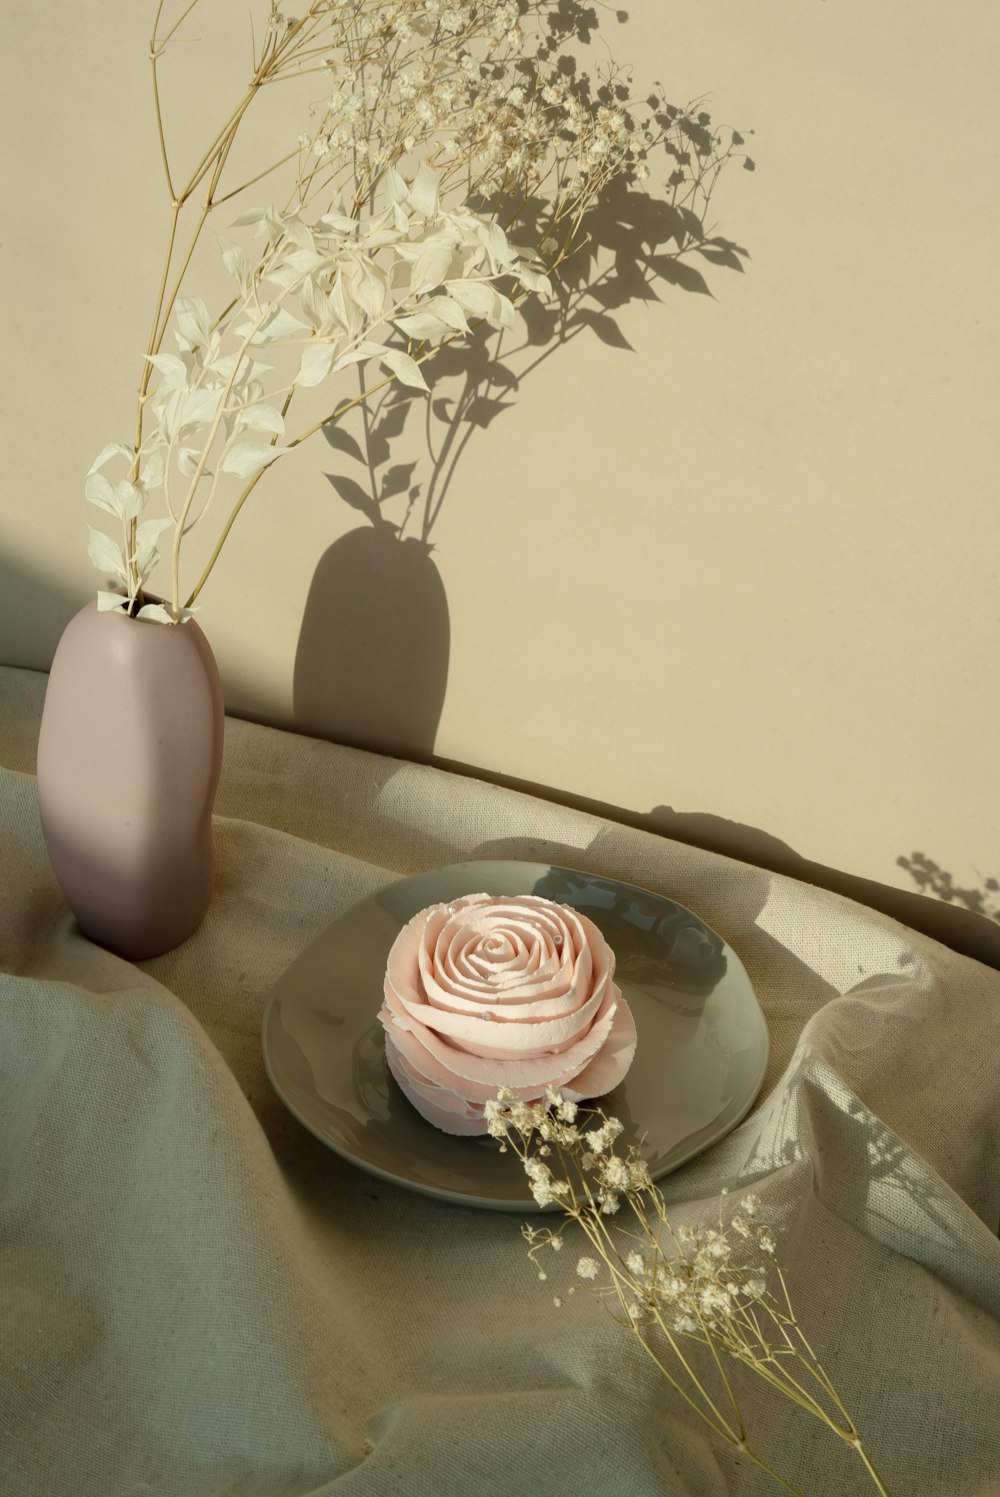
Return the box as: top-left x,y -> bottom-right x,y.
379,893 -> 637,1134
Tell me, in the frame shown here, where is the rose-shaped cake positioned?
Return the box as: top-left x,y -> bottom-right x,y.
379,892 -> 637,1135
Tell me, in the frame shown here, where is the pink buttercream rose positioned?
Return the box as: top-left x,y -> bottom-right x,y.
379,892 -> 637,1135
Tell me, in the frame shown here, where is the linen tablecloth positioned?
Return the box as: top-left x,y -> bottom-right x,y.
2,663 -> 999,1497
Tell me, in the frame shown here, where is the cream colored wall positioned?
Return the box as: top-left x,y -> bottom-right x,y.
2,2 -> 998,954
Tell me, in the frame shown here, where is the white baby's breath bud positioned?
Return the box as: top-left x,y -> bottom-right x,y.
599,1156 -> 629,1190
626,1252 -> 645,1276
699,1284 -> 730,1315
627,1158 -> 652,1191
576,1257 -> 599,1281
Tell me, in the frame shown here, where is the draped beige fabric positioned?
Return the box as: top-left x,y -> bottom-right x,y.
2,663 -> 999,1497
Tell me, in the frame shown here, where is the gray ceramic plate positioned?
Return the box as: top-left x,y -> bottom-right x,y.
261,861 -> 769,1211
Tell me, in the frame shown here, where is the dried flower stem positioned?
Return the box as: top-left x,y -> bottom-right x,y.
487,1089 -> 893,1497
88,1 -> 753,621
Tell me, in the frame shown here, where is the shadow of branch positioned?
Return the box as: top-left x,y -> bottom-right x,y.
896,852 -> 1000,924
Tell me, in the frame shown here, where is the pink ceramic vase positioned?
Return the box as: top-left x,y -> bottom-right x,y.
36,598 -> 225,960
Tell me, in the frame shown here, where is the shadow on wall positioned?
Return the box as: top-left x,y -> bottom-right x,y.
432,755 -> 1000,971
896,852 -> 1000,925
644,806 -> 1000,971
293,526 -> 449,760
294,113 -> 749,754
0,550 -> 84,671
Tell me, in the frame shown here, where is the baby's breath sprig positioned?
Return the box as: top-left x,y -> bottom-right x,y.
86,0 -> 752,623
487,1088 -> 893,1497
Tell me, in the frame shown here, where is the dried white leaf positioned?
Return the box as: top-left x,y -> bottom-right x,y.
486,221 -> 514,270
425,295 -> 471,333
174,296 -> 212,351
144,352 -> 189,388
328,274 -> 362,338
408,241 -> 455,295
317,210 -> 357,235
251,306 -> 313,344
237,403 -> 286,436
219,442 -> 291,480
385,168 -> 408,206
517,263 -> 553,297
135,604 -> 177,625
299,274 -> 326,332
279,215 -> 316,253
139,444 -> 167,489
409,163 -> 440,217
217,235 -> 252,294
96,590 -> 128,612
295,343 -> 337,387
446,279 -> 503,324
84,472 -> 117,515
381,348 -> 429,393
87,527 -> 129,582
331,340 -> 387,373
178,386 -> 223,431
88,442 -> 133,475
136,602 -> 200,625
349,260 -> 388,323
393,311 -> 451,342
229,208 -> 267,228
113,481 -> 147,521
137,517 -> 172,551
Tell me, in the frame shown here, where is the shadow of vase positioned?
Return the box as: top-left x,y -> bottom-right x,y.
293,524 -> 449,760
